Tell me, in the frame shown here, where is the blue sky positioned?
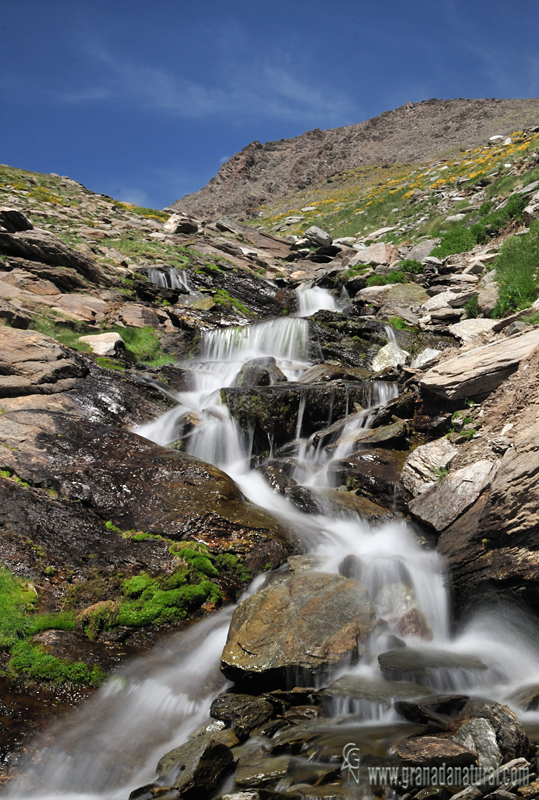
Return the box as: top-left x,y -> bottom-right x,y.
1,0 -> 539,210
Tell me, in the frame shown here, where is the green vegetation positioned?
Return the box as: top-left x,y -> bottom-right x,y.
470,194 -> 528,244
389,316 -> 414,330
366,271 -> 407,286
213,288 -> 253,316
397,259 -> 423,274
464,295 -> 479,319
493,222 -> 539,316
431,226 -> 477,259
0,567 -> 105,686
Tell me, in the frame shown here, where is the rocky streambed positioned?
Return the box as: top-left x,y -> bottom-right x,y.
4,295 -> 539,800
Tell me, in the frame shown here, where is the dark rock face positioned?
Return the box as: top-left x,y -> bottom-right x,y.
455,700 -> 529,762
210,692 -> 274,739
169,98 -> 539,218
155,735 -> 234,798
394,736 -> 476,768
221,382 -> 372,452
378,647 -> 488,679
220,572 -> 375,686
328,448 -> 408,509
0,410 -> 295,564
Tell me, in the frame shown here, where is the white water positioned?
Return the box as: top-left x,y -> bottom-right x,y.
295,284 -> 338,316
8,315 -> 539,799
146,267 -> 192,293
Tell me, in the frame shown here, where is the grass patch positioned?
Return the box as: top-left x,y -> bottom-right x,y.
397,259 -> 423,274
493,222 -> 539,316
430,226 -> 476,259
366,271 -> 407,287
213,288 -> 253,316
464,295 -> 479,319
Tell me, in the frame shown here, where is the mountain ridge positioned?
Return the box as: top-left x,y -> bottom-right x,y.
168,97 -> 539,219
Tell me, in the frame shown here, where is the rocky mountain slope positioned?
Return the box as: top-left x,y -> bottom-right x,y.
169,97 -> 539,219
3,112 -> 539,797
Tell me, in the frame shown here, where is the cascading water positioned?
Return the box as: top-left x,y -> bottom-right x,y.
295,284 -> 339,316
145,267 -> 193,293
8,315 -> 539,799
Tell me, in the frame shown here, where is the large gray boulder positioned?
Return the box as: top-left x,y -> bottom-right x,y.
220,572 -> 375,686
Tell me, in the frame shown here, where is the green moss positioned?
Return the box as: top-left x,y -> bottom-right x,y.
213,288 -> 253,317
9,641 -> 105,686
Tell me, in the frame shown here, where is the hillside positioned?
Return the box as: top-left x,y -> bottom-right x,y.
168,97 -> 539,219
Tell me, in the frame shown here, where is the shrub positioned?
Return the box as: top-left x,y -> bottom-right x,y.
365,271 -> 407,287
431,226 -> 476,258
397,259 -> 423,274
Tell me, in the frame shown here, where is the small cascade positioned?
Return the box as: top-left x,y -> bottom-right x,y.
371,325 -> 410,371
145,266 -> 193,293
295,284 -> 339,316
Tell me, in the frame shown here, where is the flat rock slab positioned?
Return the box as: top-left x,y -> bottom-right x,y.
394,736 -> 476,768
0,326 -> 87,397
401,437 -> 458,498
378,647 -> 488,676
320,674 -> 432,706
449,319 -> 499,343
409,460 -> 497,531
221,572 -> 375,686
384,283 -> 430,307
420,329 -> 539,401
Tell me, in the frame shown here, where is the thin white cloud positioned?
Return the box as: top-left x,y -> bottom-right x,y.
53,44 -> 357,126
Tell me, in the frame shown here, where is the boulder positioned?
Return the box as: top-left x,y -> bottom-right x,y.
78,332 -> 127,358
371,342 -> 409,371
210,693 -> 274,739
393,737 -> 476,768
408,460 -> 497,532
455,700 -> 529,761
304,226 -> 332,247
384,282 -> 430,307
221,382 -> 372,452
401,437 -> 458,498
448,319 -> 498,343
117,303 -> 162,328
406,239 -> 440,262
354,284 -> 399,308
477,283 -> 499,316
220,572 -> 375,686
327,419 -> 409,451
0,227 -> 107,284
52,293 -> 107,323
352,242 -> 398,266
156,735 -> 234,798
0,208 -> 34,232
452,718 -> 501,770
329,448 -> 408,510
419,329 -> 539,401
0,297 -> 32,328
0,326 -> 88,397
163,214 -> 199,234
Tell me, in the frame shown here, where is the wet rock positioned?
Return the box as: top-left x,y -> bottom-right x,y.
328,448 -> 408,510
396,608 -> 432,640
221,382 -> 372,452
507,684 -> 539,711
338,555 -> 363,580
455,700 -> 529,762
210,693 -> 275,739
452,718 -> 501,770
420,329 -> 539,402
256,459 -> 298,494
393,736 -> 476,768
395,694 -> 469,725
0,326 -> 88,397
378,648 -> 488,678
401,438 -> 458,499
409,460 -> 497,532
234,755 -> 292,789
233,362 -> 287,388
298,364 -> 346,383
220,572 -> 375,687
372,342 -> 409,371
0,410 -> 296,564
320,675 -> 432,707
156,735 -> 234,798
327,418 -> 409,451
156,364 -> 197,392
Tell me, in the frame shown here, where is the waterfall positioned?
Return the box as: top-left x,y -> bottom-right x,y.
8,315 -> 539,800
145,267 -> 192,293
295,284 -> 339,316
